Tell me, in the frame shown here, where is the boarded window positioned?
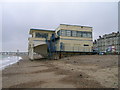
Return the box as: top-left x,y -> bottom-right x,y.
35,32 -> 48,38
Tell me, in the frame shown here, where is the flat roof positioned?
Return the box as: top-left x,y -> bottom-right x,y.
30,28 -> 55,34
30,28 -> 55,31
60,24 -> 92,28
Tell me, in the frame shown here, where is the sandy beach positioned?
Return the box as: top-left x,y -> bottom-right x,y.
2,55 -> 118,88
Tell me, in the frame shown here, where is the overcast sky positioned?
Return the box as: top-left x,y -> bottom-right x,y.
1,2 -> 118,52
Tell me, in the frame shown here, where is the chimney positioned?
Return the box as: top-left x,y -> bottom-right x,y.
99,36 -> 101,38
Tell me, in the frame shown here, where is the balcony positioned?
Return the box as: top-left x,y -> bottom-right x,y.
28,37 -> 47,47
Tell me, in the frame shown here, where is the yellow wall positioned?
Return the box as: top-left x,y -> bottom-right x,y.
29,30 -> 55,47
55,39 -> 93,52
55,24 -> 92,34
32,30 -> 55,39
55,24 -> 93,52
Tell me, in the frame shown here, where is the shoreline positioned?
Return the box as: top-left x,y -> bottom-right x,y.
2,55 -> 118,88
1,55 -> 22,70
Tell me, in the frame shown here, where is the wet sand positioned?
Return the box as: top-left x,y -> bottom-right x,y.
2,55 -> 118,88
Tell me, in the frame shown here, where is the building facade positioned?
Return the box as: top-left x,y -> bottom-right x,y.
55,24 -> 93,52
28,29 -> 54,59
93,32 -> 120,54
28,24 -> 93,60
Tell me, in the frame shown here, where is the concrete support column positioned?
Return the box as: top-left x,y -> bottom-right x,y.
30,47 -> 34,60
29,44 -> 34,60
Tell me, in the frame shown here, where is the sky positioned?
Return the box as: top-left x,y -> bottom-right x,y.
1,1 -> 118,52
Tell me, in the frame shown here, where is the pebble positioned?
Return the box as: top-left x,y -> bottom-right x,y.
79,74 -> 82,77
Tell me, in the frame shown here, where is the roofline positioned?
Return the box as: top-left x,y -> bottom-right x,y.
29,28 -> 55,34
60,24 -> 92,28
30,28 -> 55,32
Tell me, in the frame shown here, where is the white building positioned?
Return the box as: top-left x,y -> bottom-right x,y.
93,32 -> 120,54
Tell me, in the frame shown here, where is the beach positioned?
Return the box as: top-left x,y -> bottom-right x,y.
2,55 -> 118,88
0,55 -> 22,70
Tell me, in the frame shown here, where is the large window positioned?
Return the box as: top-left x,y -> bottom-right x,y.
35,32 -> 48,38
66,30 -> 71,36
59,30 -> 92,38
87,32 -> 92,38
78,32 -> 92,38
72,31 -> 77,37
82,32 -> 87,37
77,31 -> 82,37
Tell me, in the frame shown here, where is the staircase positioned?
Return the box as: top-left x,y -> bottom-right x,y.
45,34 -> 59,59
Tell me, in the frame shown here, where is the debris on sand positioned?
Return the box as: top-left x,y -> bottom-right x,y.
55,67 -> 59,69
79,74 -> 83,77
74,61 -> 78,63
67,58 -> 70,60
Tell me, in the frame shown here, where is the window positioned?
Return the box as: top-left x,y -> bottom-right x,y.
66,30 -> 71,36
87,32 -> 92,38
82,32 -> 92,38
60,30 -> 92,38
84,44 -> 89,46
72,31 -> 77,37
77,31 -> 82,37
82,32 -> 87,37
61,30 -> 66,36
35,32 -> 48,38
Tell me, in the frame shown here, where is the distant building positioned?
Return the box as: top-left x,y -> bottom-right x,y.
93,32 -> 120,54
28,24 -> 93,60
0,52 -> 28,56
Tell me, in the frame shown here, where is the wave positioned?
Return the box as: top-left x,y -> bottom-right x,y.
0,56 -> 22,70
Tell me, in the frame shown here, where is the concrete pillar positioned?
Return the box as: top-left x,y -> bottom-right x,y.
29,44 -> 34,60
30,47 -> 34,60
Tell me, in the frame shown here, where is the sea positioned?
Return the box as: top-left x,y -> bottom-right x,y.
0,54 -> 22,70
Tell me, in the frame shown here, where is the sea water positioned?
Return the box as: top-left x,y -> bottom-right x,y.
0,54 -> 22,70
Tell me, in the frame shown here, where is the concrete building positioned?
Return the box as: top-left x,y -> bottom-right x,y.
28,29 -> 54,59
28,24 -> 93,60
55,24 -> 93,52
93,32 -> 120,54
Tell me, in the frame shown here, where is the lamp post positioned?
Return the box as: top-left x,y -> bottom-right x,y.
17,49 -> 19,57
17,49 -> 19,65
